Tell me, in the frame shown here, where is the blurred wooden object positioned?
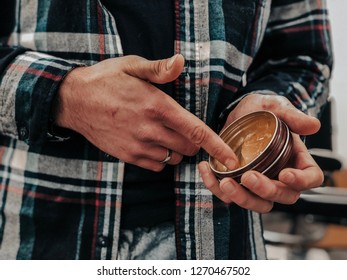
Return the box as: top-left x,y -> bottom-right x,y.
333,170 -> 347,188
308,224 -> 347,249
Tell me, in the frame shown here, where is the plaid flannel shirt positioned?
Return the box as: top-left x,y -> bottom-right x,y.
0,0 -> 332,259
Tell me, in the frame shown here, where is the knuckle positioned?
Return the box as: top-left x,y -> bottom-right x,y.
261,95 -> 290,111
209,145 -> 226,160
237,195 -> 250,207
151,59 -> 166,79
144,102 -> 168,120
261,97 -> 277,111
126,142 -> 146,159
265,187 -> 280,200
190,125 -> 208,146
183,145 -> 200,156
123,55 -> 142,71
260,202 -> 274,214
136,126 -> 155,142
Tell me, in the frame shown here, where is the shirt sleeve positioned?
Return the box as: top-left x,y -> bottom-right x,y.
240,0 -> 333,118
0,44 -> 82,146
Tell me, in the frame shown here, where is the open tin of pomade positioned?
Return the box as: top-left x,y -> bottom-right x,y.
209,110 -> 294,182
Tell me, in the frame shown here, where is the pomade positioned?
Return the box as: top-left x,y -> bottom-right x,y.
209,111 -> 293,182
238,118 -> 275,167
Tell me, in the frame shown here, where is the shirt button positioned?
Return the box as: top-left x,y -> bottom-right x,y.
19,126 -> 28,139
97,235 -> 111,247
104,153 -> 117,162
242,73 -> 247,87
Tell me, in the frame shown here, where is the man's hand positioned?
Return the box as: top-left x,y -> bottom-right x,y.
55,54 -> 239,171
198,94 -> 324,213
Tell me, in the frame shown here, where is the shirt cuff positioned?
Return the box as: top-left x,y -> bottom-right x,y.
0,51 -> 82,145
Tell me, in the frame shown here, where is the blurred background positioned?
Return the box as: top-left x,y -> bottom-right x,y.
329,1 -> 347,166
263,1 -> 347,260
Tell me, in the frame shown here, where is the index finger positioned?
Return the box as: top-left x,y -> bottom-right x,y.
163,102 -> 239,170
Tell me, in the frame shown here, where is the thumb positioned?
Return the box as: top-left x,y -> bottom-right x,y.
128,54 -> 185,84
283,108 -> 321,136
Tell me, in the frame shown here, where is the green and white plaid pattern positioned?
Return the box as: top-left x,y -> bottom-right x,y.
0,0 -> 332,259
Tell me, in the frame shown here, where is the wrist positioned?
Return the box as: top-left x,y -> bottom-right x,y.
53,66 -> 85,131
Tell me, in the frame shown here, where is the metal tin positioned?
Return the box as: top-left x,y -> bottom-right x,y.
209,111 -> 293,182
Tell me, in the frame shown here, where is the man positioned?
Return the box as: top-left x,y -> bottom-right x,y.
0,0 -> 332,259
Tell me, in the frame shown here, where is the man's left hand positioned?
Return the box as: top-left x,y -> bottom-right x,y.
198,94 -> 324,213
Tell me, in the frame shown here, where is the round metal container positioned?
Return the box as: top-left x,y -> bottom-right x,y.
209,110 -> 293,182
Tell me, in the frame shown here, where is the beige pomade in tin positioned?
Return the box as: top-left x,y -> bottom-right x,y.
209,111 -> 293,182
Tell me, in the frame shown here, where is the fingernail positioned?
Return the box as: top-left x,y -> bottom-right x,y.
167,54 -> 178,70
224,158 -> 240,171
221,180 -> 236,194
198,162 -> 210,174
282,172 -> 295,184
243,173 -> 258,188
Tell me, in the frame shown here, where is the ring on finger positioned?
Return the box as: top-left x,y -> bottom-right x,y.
160,149 -> 172,164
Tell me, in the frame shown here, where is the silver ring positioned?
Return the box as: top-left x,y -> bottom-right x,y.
160,149 -> 172,164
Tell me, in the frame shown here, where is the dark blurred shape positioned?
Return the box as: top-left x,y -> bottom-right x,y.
0,1 -> 16,37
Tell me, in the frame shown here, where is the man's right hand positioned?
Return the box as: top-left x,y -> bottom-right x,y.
55,54 -> 239,171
